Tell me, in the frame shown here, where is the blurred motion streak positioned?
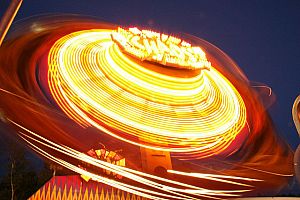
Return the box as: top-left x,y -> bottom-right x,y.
0,16 -> 294,199
0,0 -> 23,46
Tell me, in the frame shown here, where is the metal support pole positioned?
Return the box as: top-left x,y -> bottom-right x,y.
292,96 -> 300,185
0,0 -> 23,46
292,95 -> 300,136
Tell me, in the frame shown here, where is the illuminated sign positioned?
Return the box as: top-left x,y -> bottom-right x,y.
79,148 -> 125,182
111,27 -> 211,70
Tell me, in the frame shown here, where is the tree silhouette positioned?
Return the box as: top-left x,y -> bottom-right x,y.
0,132 -> 52,199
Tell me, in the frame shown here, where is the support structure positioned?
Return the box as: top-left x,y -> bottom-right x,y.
292,95 -> 300,136
0,0 -> 23,46
140,147 -> 172,177
292,95 -> 300,185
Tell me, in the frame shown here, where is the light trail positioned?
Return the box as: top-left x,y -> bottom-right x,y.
48,28 -> 247,159
0,19 -> 294,198
9,118 -> 257,200
251,85 -> 273,97
167,170 -> 262,187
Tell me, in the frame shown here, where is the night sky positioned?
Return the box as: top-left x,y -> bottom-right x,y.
0,0 -> 299,150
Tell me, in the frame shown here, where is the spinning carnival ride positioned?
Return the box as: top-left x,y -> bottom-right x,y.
0,16 -> 294,199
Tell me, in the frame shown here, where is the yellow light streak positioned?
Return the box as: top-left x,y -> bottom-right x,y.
48,28 -> 247,158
